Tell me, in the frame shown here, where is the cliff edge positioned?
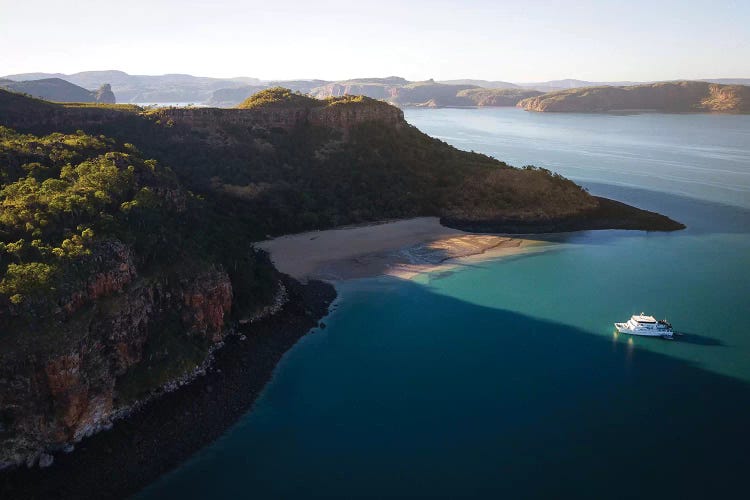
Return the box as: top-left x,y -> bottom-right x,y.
517,81 -> 750,113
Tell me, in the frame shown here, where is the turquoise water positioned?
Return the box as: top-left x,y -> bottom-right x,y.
139,109 -> 750,499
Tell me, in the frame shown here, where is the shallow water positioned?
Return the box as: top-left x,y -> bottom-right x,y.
138,109 -> 750,499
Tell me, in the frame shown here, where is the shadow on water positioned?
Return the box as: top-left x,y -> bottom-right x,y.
138,278 -> 750,500
583,182 -> 750,235
521,183 -> 750,250
675,332 -> 725,346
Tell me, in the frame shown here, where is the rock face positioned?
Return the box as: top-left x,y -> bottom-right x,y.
149,96 -> 405,136
308,79 -> 535,108
93,84 -> 116,104
517,81 -> 750,113
0,254 -> 234,468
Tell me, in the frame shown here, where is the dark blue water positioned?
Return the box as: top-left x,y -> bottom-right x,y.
139,109 -> 750,499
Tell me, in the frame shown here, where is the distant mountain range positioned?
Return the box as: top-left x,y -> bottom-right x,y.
2,70 -> 262,103
3,71 -> 749,108
0,77 -> 115,104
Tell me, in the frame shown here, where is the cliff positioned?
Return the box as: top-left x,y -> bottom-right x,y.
517,81 -> 750,113
148,89 -> 404,137
0,123 -> 280,469
0,78 -> 117,104
0,264 -> 234,468
93,84 -> 116,104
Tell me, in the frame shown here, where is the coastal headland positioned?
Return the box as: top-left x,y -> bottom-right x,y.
0,87 -> 684,498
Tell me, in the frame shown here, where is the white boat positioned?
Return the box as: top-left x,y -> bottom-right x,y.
614,313 -> 674,339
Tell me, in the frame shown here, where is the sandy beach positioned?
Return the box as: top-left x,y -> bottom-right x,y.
258,217 -> 546,281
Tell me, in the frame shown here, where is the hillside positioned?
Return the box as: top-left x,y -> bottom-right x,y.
438,79 -> 519,89
306,78 -> 534,108
0,78 -> 115,104
205,84 -> 270,107
0,88 -> 683,470
4,71 -> 262,103
457,88 -> 544,106
517,81 -> 750,113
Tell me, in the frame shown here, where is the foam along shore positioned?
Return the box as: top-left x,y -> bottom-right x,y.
257,217 -> 547,281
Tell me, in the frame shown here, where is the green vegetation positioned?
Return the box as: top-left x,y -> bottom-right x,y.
61,102 -> 141,112
114,309 -> 212,404
0,87 -> 596,360
0,127 -> 174,311
456,88 -> 543,106
0,126 -> 275,325
237,87 -> 322,110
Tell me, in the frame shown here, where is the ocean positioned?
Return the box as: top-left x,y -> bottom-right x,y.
138,108 -> 750,499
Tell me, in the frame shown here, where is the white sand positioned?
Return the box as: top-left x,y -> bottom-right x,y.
257,217 -> 546,281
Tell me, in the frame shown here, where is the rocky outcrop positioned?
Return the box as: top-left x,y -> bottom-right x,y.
93,84 -> 116,104
0,260 -> 234,469
149,96 -> 404,136
181,269 -> 233,342
517,81 -> 750,113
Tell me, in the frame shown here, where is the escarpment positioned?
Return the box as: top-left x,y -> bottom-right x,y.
146,93 -> 404,134
518,81 -> 750,113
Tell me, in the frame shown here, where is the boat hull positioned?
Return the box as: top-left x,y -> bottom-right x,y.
614,323 -> 674,339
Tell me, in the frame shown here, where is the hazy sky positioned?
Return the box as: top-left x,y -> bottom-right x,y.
2,0 -> 748,81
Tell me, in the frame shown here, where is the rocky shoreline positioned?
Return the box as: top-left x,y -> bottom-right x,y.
0,276 -> 336,500
441,196 -> 686,234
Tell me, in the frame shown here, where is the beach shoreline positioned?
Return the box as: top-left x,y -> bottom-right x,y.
257,217 -> 548,282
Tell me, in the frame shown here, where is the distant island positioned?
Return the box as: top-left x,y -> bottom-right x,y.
517,81 -> 750,113
0,86 -> 684,497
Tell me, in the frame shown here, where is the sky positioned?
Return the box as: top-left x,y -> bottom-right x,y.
1,0 -> 748,82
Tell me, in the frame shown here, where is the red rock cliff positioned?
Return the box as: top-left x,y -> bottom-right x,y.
0,259 -> 234,468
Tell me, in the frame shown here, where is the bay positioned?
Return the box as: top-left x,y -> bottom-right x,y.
138,109 -> 750,499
